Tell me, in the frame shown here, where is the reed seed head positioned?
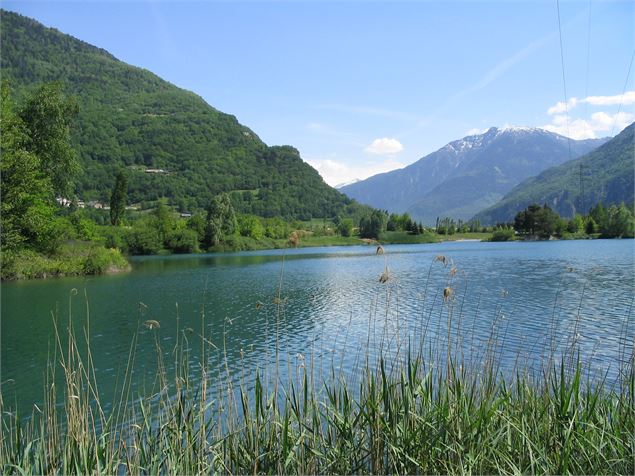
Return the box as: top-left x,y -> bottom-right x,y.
435,255 -> 448,267
379,266 -> 390,283
443,286 -> 453,302
143,319 -> 160,330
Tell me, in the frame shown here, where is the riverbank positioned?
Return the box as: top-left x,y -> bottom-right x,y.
0,231 -> 492,281
210,230 -> 493,252
0,242 -> 130,281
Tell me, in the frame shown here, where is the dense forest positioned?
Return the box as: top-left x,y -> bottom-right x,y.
0,10 -> 367,220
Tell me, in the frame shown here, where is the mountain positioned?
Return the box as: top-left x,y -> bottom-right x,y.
340,127 -> 606,224
474,122 -> 635,224
0,10 -> 365,219
335,179 -> 360,189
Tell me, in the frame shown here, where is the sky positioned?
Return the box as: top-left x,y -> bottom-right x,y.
4,0 -> 634,186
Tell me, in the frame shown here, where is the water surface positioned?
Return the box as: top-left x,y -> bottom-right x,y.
2,240 -> 634,415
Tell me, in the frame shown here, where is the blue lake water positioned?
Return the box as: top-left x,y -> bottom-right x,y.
2,239 -> 634,415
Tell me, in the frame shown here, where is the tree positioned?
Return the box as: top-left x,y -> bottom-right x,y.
514,204 -> 560,238
604,204 -> 635,238
238,214 -> 265,240
337,218 -> 354,237
154,200 -> 174,244
0,82 -> 70,253
585,216 -> 597,234
359,210 -> 387,239
205,193 -> 237,247
567,214 -> 584,233
109,171 -> 128,226
18,82 -> 79,197
589,203 -> 608,233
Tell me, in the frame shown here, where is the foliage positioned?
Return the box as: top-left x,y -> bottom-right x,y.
238,214 -> 265,240
514,204 -> 561,238
489,228 -> 515,241
17,82 -> 79,196
1,11 -> 370,220
337,218 -> 354,237
123,225 -> 163,255
566,214 -> 584,233
359,210 -> 387,239
603,203 -> 635,238
386,212 -> 412,231
205,193 -> 237,247
1,82 -> 57,252
0,243 -> 127,280
109,170 -> 127,226
511,202 -> 634,240
379,230 -> 438,244
164,227 -> 199,254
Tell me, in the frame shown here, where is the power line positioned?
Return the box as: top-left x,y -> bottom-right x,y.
610,49 -> 635,137
583,0 -> 592,118
556,0 -> 573,162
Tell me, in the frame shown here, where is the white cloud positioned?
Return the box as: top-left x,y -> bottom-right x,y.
547,91 -> 635,115
547,98 -> 579,115
542,111 -> 634,139
306,157 -> 406,187
364,137 -> 404,155
543,91 -> 635,139
584,91 -> 635,107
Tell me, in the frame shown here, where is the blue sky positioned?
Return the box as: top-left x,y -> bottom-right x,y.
4,0 -> 634,185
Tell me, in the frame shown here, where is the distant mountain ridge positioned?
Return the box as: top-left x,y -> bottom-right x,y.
474,122 -> 635,224
0,10 -> 364,219
340,127 -> 606,224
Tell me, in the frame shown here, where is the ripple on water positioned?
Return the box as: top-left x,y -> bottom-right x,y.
1,240 -> 633,415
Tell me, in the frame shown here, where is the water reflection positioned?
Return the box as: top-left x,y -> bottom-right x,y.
1,240 -> 633,415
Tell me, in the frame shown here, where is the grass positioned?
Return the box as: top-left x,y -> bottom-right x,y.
296,234 -> 365,247
379,230 -> 438,244
437,231 -> 493,241
1,254 -> 633,474
0,242 -> 129,280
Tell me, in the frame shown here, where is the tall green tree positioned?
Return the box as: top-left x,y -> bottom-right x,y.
18,82 -> 79,197
1,82 -> 75,253
514,204 -> 560,238
604,204 -> 635,238
109,171 -> 128,226
154,200 -> 174,244
205,193 -> 237,247
359,210 -> 387,239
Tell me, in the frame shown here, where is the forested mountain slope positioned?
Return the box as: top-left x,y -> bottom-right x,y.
0,10 -> 363,219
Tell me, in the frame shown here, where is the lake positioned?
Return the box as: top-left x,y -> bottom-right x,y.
2,239 -> 634,416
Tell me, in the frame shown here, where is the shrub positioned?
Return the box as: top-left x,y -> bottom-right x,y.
165,228 -> 199,254
124,226 -> 162,255
83,246 -> 128,274
337,218 -> 354,237
490,228 -> 515,241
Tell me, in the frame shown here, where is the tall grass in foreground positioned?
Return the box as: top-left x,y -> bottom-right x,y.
1,257 -> 634,474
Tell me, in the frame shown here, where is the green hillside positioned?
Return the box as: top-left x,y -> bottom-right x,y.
0,10 -> 363,219
474,122 -> 634,224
